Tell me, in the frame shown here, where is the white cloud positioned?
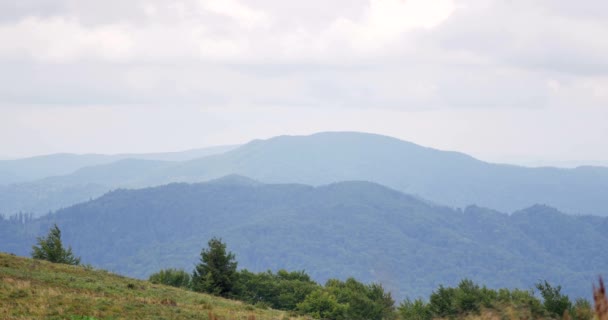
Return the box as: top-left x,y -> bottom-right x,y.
0,0 -> 608,162
0,16 -> 133,62
199,0 -> 269,28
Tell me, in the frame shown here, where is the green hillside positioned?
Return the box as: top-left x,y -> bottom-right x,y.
0,252 -> 302,320
1,177 -> 606,300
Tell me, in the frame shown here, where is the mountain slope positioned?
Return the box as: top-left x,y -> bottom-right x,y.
0,159 -> 174,216
0,252 -> 299,320
2,132 -> 607,216
1,177 -> 606,300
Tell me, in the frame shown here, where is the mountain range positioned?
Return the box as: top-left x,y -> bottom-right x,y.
1,132 -> 607,217
0,144 -> 237,185
1,176 -> 606,300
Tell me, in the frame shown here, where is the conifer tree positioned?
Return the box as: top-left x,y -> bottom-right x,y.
192,237 -> 237,297
31,224 -> 80,265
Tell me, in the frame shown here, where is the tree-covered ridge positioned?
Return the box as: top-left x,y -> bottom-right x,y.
2,132 -> 608,217
0,177 -> 607,300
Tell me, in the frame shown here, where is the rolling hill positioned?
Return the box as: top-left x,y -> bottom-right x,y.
1,176 -> 606,300
1,132 -> 607,217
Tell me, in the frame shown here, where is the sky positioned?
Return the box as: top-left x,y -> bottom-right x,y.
0,0 -> 607,166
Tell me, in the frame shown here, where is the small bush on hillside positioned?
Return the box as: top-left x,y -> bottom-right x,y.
570,298 -> 594,320
234,269 -> 318,310
149,268 -> 191,288
296,289 -> 347,320
536,280 -> 572,317
398,298 -> 431,320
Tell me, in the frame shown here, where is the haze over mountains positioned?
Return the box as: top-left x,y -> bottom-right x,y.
1,176 -> 606,300
1,132 -> 607,217
0,144 -> 238,185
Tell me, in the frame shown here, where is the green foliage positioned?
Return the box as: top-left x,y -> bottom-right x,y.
296,289 -> 347,320
429,285 -> 457,317
148,268 -> 191,288
416,279 -> 551,319
191,237 -> 237,297
570,298 -> 594,320
31,224 -> 80,265
509,288 -> 545,317
3,180 -> 608,301
535,280 -> 572,317
319,278 -> 395,320
234,269 -> 319,310
398,298 -> 431,320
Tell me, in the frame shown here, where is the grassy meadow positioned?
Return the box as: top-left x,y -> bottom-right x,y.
0,252 -> 305,320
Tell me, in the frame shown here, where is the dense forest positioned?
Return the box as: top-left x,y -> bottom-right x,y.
1,176 -> 607,300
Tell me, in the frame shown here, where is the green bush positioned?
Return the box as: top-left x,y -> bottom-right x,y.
296,289 -> 347,320
149,268 -> 191,288
570,298 -> 593,320
324,278 -> 395,320
398,298 -> 431,320
429,285 -> 457,317
535,280 -> 572,317
234,269 -> 318,311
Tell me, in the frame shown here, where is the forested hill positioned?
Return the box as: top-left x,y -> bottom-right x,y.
1,132 -> 607,217
1,176 -> 606,300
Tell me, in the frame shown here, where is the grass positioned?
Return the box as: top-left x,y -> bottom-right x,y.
0,252 -> 306,320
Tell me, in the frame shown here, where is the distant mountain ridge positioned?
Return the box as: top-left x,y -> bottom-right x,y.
0,176 -> 605,300
0,144 -> 238,185
1,132 -> 607,216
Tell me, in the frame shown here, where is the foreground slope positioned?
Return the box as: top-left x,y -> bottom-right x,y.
1,177 -> 606,300
0,252 -> 299,320
2,132 -> 607,217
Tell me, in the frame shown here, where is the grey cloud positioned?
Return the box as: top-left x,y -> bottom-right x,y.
1,0 -> 608,111
436,0 -> 608,76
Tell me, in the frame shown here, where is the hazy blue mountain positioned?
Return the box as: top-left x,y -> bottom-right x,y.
1,177 -> 605,300
0,145 -> 237,185
1,132 -> 607,216
148,132 -> 608,215
0,159 -> 173,216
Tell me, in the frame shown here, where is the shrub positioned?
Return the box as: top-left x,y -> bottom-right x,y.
398,298 -> 431,320
296,289 -> 347,320
149,268 -> 191,288
535,280 -> 572,317
429,285 -> 457,317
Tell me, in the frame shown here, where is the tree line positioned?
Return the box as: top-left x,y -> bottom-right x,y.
150,237 -> 595,320
30,225 -> 596,320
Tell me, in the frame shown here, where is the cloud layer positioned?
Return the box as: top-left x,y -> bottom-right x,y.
0,0 -> 607,163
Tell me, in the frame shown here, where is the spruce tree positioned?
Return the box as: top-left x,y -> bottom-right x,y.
31,224 -> 80,265
192,237 -> 237,297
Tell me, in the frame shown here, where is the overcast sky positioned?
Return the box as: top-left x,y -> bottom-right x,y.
1,0 -> 607,166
